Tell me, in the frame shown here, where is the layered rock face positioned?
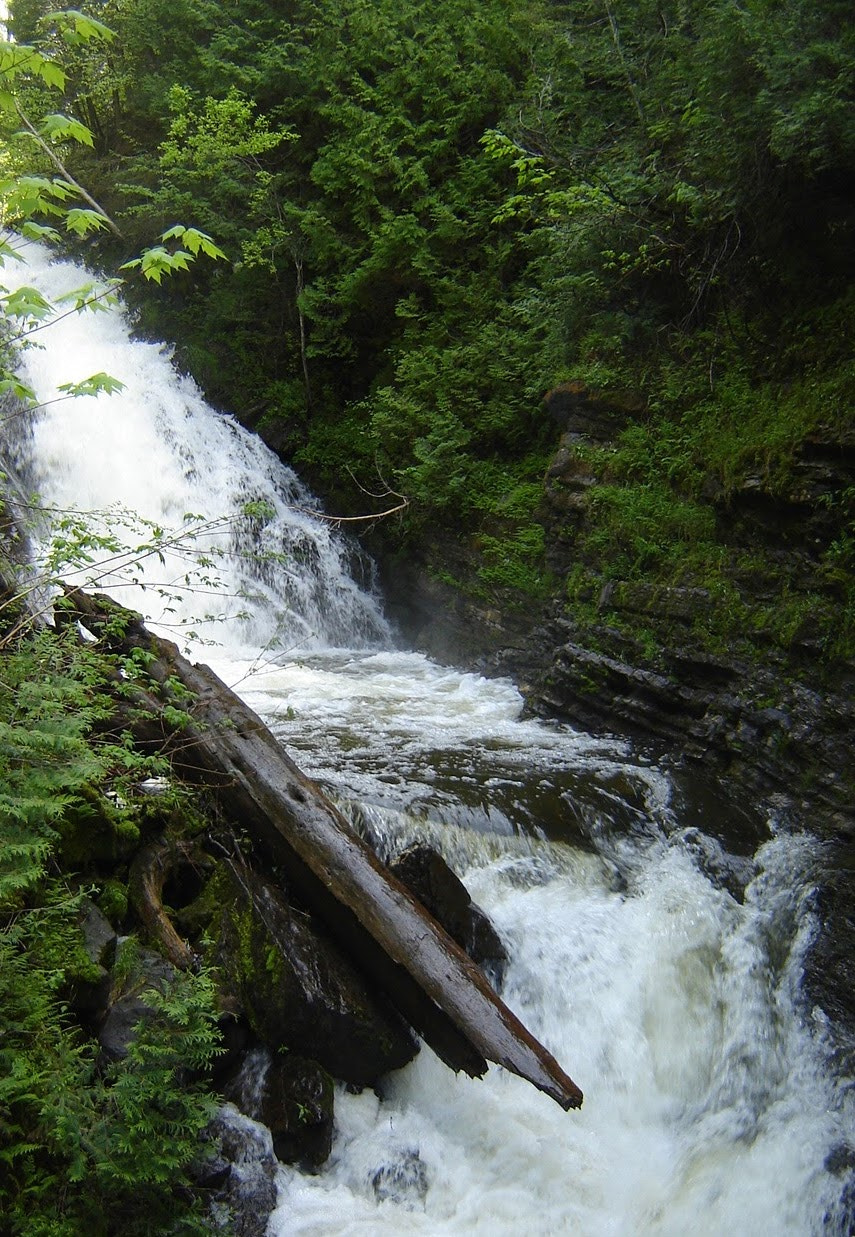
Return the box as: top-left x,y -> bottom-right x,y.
531,383 -> 854,832
385,381 -> 855,838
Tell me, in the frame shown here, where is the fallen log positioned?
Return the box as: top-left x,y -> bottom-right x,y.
65,588 -> 583,1111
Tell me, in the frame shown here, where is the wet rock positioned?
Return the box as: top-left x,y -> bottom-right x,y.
72,899 -> 117,1016
80,898 -> 117,969
822,1142 -> 855,1237
197,1104 -> 279,1237
599,580 -> 712,624
670,828 -> 756,902
519,615 -> 855,837
97,945 -> 177,1062
266,1057 -> 334,1170
543,443 -> 598,517
390,844 -> 508,988
803,845 -> 855,1077
377,380 -> 855,1106
372,1147 -> 429,1208
223,1045 -> 334,1170
543,380 -> 645,437
207,862 -> 418,1086
214,1013 -> 252,1079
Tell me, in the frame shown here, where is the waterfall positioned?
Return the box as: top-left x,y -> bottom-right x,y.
1,242 -> 391,655
2,243 -> 852,1235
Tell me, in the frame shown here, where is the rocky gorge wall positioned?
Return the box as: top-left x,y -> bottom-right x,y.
377,383 -> 855,1079
382,381 -> 855,838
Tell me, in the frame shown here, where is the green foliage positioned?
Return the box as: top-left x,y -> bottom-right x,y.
120,224 -> 226,283
0,906 -> 220,1235
0,629 -> 109,903
583,482 -> 718,579
57,370 -> 125,397
0,622 -> 224,1233
10,0 -> 850,656
0,9 -> 230,471
478,522 -> 551,597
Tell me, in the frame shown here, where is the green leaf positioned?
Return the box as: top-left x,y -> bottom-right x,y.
1,175 -> 73,223
57,372 -> 126,398
40,113 -> 95,148
121,245 -> 193,284
65,208 -> 109,236
2,285 -> 54,321
0,376 -> 37,404
45,9 -> 116,44
242,498 -> 276,521
32,56 -> 67,91
177,227 -> 227,260
55,279 -> 120,312
19,221 -> 62,243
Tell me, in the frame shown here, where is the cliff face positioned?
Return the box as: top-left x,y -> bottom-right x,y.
382,383 -> 855,839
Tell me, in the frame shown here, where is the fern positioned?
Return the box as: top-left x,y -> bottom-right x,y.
0,625 -> 223,1234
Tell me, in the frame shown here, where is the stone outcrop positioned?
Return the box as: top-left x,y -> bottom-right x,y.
520,612 -> 854,832
383,387 -> 855,839
222,1046 -> 335,1170
195,1106 -> 280,1237
97,946 -> 178,1062
201,861 -> 419,1088
389,844 -> 508,989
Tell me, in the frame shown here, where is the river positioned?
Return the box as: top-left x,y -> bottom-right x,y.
1,243 -> 852,1235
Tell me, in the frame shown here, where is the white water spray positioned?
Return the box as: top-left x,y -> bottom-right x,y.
2,244 -> 851,1235
1,243 -> 390,654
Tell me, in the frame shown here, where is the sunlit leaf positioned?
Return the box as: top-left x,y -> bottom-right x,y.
2,285 -> 54,321
57,372 -> 126,398
0,376 -> 37,404
65,208 -> 109,236
45,9 -> 116,44
39,113 -> 94,147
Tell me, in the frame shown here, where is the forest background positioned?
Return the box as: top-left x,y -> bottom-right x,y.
7,0 -> 852,659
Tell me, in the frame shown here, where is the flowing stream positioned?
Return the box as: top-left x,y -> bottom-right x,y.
2,244 -> 852,1235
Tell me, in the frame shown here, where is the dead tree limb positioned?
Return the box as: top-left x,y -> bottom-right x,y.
128,838 -> 198,971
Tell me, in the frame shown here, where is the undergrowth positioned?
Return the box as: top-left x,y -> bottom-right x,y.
0,622 -> 223,1236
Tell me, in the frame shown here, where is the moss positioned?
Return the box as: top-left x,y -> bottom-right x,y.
98,878 -> 129,924
28,904 -> 105,987
58,785 -> 141,865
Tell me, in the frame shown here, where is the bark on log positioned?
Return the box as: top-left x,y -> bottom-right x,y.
64,588 -> 583,1111
128,838 -> 198,971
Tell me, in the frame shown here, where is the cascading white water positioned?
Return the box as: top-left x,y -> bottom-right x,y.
2,244 -> 851,1236
1,243 -> 390,655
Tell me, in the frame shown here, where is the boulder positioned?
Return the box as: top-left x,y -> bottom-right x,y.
196,1105 -> 279,1237
543,380 -> 645,437
97,945 -> 177,1061
390,844 -> 508,988
207,862 -> 419,1087
71,899 -> 116,1016
80,898 -> 117,968
223,1045 -> 334,1169
372,1146 -> 429,1207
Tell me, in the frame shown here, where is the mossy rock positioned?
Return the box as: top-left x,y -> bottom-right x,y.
58,785 -> 140,866
192,862 -> 418,1087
